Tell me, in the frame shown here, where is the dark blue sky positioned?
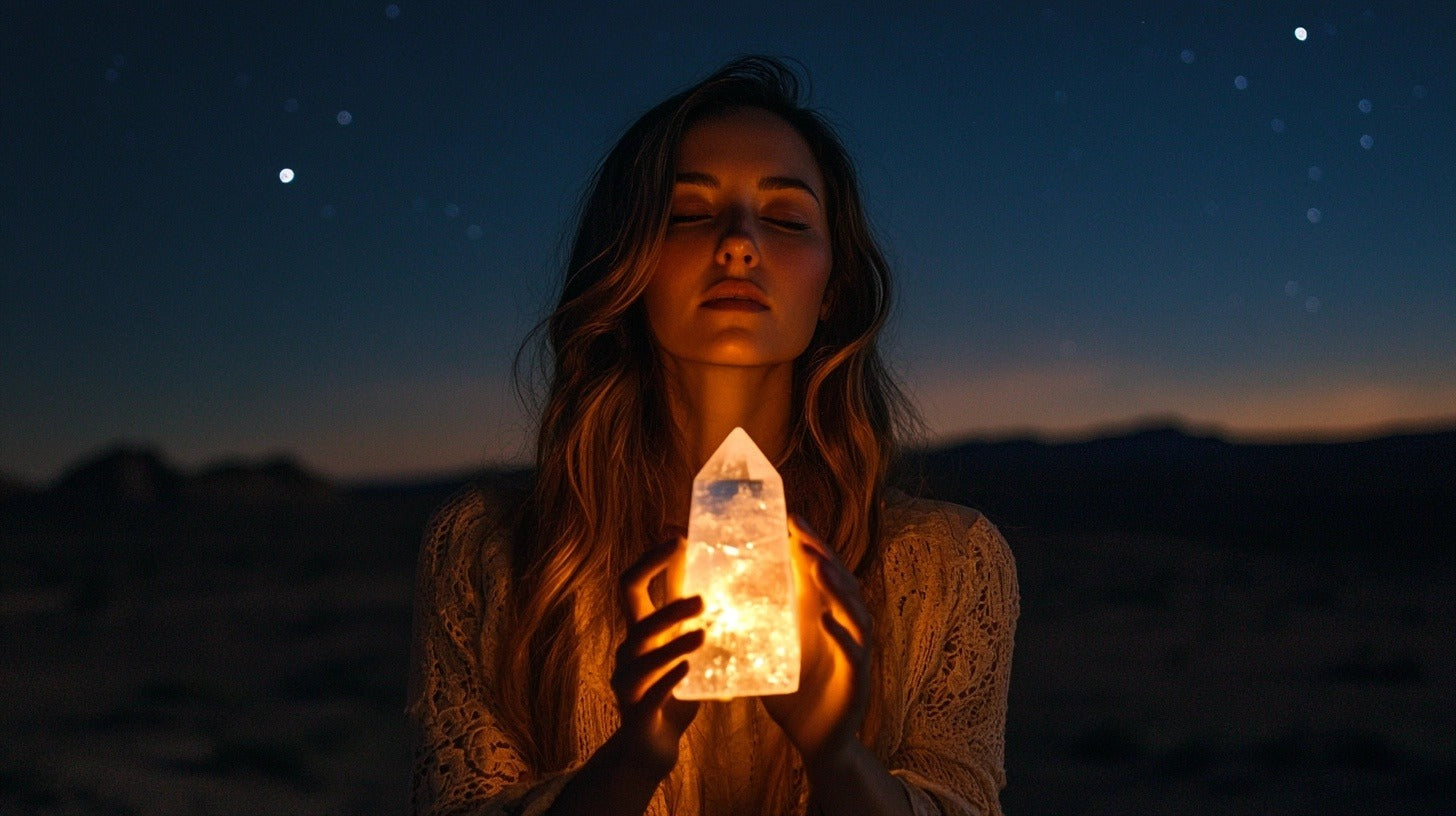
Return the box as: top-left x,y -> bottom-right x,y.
4,1 -> 1453,481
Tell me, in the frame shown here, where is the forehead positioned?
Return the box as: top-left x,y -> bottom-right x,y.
676,107 -> 824,193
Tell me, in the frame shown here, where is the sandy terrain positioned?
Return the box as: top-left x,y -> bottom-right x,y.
2,567 -> 415,814
1005,531 -> 1454,814
2,521 -> 1452,814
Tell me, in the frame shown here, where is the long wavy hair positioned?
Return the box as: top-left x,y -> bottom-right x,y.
491,56 -> 920,809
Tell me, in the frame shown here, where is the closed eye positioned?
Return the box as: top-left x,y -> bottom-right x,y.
667,214 -> 810,230
765,217 -> 810,231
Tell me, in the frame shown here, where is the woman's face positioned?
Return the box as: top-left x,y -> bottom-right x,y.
642,107 -> 832,370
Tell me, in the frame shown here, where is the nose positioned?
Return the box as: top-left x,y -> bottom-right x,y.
715,215 -> 759,269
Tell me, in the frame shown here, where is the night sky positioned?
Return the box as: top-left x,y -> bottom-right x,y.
4,2 -> 1454,483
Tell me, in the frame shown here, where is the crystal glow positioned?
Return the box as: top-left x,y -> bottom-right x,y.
674,427 -> 799,700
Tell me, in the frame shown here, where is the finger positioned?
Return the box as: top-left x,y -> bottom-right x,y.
619,537 -> 682,622
663,532 -> 689,603
626,595 -> 703,655
791,516 -> 845,569
617,629 -> 705,702
822,608 -> 867,656
821,601 -> 866,650
804,544 -> 866,610
805,545 -> 856,597
638,658 -> 691,712
788,515 -> 838,597
787,517 -> 872,643
662,694 -> 701,731
788,514 -> 824,551
805,547 -> 870,641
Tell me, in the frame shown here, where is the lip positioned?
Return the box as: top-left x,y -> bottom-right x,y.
702,298 -> 770,312
700,280 -> 769,310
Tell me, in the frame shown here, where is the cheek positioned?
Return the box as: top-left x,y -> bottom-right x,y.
641,276 -> 681,342
642,251 -> 704,348
787,245 -> 832,319
644,246 -> 690,309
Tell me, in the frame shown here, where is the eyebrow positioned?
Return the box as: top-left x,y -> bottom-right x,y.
674,171 -> 821,203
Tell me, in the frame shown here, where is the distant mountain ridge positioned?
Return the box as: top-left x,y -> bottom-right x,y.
910,422 -> 1456,549
42,444 -> 338,508
5,422 -> 1452,575
0,471 -> 37,500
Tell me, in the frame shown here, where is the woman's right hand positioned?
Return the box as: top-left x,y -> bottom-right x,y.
610,536 -> 704,779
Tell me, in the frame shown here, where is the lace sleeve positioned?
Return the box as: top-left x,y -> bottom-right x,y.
888,509 -> 1020,816
407,486 -> 576,816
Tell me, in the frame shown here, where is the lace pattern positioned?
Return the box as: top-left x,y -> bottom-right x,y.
408,486 -> 1019,816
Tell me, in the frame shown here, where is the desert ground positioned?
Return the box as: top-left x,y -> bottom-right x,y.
4,493 -> 1451,814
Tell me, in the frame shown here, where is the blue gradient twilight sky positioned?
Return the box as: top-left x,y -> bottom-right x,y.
3,2 -> 1454,482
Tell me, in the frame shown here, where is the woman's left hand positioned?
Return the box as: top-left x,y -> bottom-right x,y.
760,515 -> 873,768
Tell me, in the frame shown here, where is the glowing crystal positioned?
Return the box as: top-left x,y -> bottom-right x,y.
674,427 -> 798,700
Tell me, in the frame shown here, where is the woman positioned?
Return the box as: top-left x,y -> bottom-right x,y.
409,56 -> 1018,816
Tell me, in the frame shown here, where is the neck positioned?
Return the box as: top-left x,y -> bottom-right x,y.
661,358 -> 794,473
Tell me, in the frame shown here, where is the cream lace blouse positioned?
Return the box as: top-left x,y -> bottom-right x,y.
408,485 -> 1018,815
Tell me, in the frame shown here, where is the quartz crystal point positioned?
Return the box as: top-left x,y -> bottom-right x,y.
674,427 -> 799,700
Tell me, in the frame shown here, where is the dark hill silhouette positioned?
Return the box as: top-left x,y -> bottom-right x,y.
0,471 -> 37,501
909,422 -> 1456,549
6,448 -> 349,583
5,421 -> 1453,585
49,445 -> 184,506
188,455 -> 339,506
42,447 -> 338,509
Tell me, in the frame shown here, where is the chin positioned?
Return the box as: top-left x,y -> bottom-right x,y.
656,327 -> 814,369
698,345 -> 812,369
703,350 -> 781,367
661,341 -> 786,368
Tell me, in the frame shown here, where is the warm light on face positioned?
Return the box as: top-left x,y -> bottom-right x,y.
674,427 -> 799,700
642,108 -> 831,372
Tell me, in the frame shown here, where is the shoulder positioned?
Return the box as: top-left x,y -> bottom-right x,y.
418,475 -> 527,600
424,473 -> 529,553
422,483 -> 489,552
878,489 -> 1018,615
882,489 -> 1009,565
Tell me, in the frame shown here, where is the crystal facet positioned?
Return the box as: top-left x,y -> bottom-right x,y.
674,427 -> 799,700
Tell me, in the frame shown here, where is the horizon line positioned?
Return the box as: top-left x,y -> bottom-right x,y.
10,412 -> 1456,490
